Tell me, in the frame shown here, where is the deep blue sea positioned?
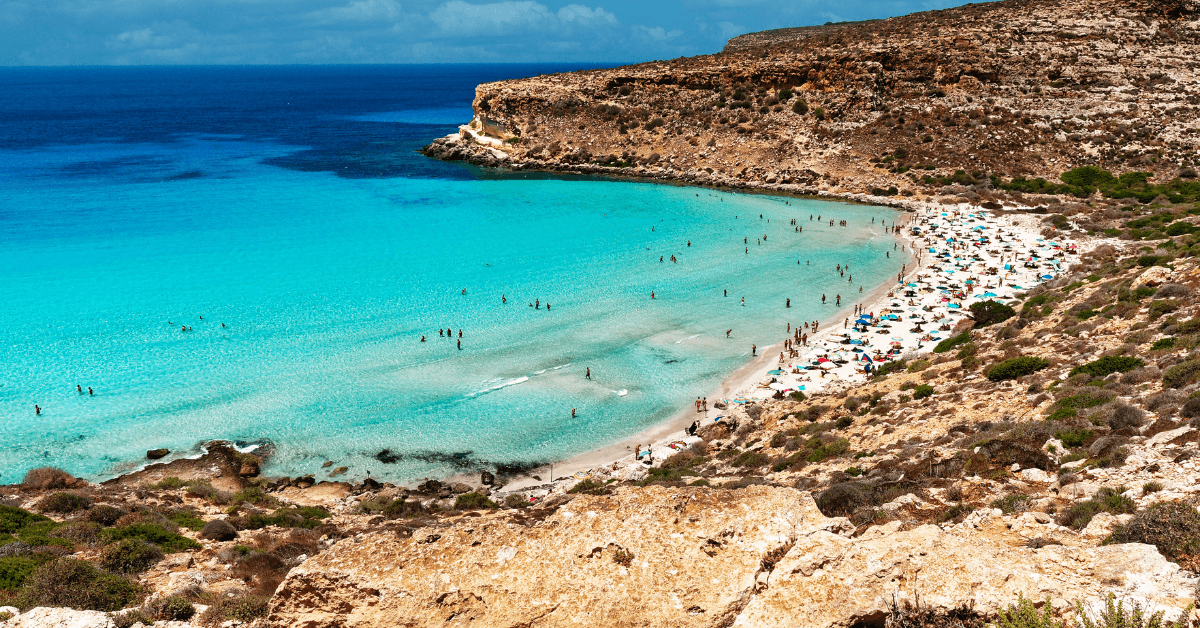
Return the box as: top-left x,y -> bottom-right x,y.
0,65 -> 902,483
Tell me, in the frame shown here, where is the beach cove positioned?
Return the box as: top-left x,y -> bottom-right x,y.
0,66 -> 907,484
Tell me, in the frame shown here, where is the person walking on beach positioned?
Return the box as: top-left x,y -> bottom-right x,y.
585,368 -> 591,380
702,398 -> 707,412
696,397 -> 702,413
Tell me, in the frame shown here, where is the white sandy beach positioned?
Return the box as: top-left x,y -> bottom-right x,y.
501,202 -> 1076,493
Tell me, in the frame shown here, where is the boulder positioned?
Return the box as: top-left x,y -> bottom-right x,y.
146,448 -> 170,460
480,471 -> 495,486
6,607 -> 114,628
452,483 -> 472,494
1020,468 -> 1051,483
1135,266 -> 1173,288
199,519 -> 238,542
238,457 -> 261,477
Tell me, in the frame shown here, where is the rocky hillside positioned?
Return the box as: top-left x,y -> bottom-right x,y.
425,0 -> 1200,207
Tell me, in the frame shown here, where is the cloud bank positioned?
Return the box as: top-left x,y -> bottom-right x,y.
0,0 -> 976,65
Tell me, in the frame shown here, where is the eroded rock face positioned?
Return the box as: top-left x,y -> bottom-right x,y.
266,486 -> 1197,628
736,526 -> 1196,628
267,485 -> 832,628
5,606 -> 113,628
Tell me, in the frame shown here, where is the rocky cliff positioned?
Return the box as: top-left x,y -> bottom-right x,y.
424,0 -> 1200,204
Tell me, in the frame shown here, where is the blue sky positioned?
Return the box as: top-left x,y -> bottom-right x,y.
0,0 -> 969,65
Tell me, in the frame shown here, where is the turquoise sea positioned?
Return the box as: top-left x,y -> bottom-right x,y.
0,65 -> 901,482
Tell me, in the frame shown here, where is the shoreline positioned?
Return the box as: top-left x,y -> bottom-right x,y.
501,214 -> 921,487
500,211 -> 922,489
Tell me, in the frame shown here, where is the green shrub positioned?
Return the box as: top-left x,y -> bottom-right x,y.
231,486 -> 277,508
835,416 -> 853,429
934,332 -> 971,353
15,557 -> 140,612
1058,487 -> 1136,529
1070,356 -> 1145,378
241,506 -> 331,530
1143,481 -> 1164,493
814,107 -> 825,120
1076,593 -> 1193,628
111,609 -> 154,628
99,524 -> 201,553
907,359 -> 931,372
970,300 -> 1017,327
792,100 -> 808,114
912,384 -> 934,400
0,506 -> 50,534
1151,337 -> 1177,350
789,390 -> 806,401
992,593 -> 1067,628
152,477 -> 184,490
986,356 -> 1050,381
99,539 -> 164,574
453,492 -> 498,510
1055,429 -> 1093,448
844,466 -> 863,477
567,479 -> 608,495
733,451 -> 771,468
36,492 -> 91,514
1149,299 -> 1179,320
0,553 -> 56,591
1105,501 -> 1200,562
146,595 -> 196,621
198,594 -> 269,625
806,437 -> 850,463
165,509 -> 205,532
991,494 -> 1030,514
86,505 -> 127,527
1163,359 -> 1200,388
875,359 -> 907,377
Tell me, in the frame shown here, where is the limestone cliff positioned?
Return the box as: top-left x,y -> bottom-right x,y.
424,0 -> 1200,203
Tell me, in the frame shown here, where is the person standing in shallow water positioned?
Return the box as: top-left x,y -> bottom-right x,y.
585,367 -> 591,380
752,344 -> 756,356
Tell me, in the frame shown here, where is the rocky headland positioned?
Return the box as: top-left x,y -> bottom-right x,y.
5,0 -> 1200,626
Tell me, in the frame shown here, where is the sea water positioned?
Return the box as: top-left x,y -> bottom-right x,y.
0,65 -> 902,482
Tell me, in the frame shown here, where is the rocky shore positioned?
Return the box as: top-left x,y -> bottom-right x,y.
5,0 -> 1200,625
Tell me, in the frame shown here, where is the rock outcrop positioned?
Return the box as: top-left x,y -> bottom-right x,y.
266,487 -> 1196,628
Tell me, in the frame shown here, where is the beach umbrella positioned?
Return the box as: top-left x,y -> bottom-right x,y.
767,369 -> 782,375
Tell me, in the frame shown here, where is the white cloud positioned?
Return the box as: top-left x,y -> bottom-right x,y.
556,4 -> 615,24
307,0 -> 403,23
716,21 -> 742,38
637,25 -> 682,41
430,1 -> 553,31
428,0 -> 616,35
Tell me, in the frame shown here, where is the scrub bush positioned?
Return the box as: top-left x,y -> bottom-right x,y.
1070,356 -> 1145,378
16,557 -> 140,611
986,356 -> 1050,381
